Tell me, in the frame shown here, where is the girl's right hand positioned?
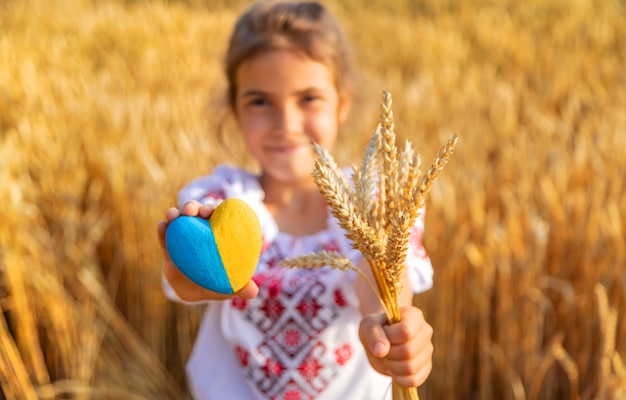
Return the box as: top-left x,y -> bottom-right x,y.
157,200 -> 259,302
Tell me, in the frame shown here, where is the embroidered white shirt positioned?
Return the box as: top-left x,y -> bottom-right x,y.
163,164 -> 433,400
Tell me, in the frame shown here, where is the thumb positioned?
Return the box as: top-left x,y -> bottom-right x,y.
236,280 -> 259,300
359,313 -> 391,358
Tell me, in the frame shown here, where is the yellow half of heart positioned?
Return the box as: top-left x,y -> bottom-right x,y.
209,198 -> 263,292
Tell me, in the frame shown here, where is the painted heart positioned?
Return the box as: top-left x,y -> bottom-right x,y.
165,198 -> 262,294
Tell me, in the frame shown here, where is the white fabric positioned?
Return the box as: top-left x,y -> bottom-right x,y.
163,164 -> 433,400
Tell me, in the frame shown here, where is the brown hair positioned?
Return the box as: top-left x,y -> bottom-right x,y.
224,0 -> 354,111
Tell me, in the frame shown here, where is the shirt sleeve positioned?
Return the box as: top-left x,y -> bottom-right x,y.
406,208 -> 433,293
176,164 -> 231,208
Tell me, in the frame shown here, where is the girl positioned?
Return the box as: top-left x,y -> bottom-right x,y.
157,1 -> 434,399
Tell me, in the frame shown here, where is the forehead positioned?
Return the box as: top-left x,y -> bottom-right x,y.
236,49 -> 337,95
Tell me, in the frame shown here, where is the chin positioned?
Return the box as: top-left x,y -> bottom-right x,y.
282,171 -> 315,184
260,157 -> 316,181
274,167 -> 316,184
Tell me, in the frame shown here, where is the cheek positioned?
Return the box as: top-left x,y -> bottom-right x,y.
309,112 -> 339,147
239,115 -> 266,142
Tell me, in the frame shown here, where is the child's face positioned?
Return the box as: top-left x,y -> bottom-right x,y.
234,49 -> 350,183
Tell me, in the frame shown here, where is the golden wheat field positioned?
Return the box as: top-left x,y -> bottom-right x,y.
1,0 -> 625,398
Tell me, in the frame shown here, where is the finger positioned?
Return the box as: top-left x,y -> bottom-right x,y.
236,280 -> 259,300
387,324 -> 433,361
181,200 -> 202,216
165,207 -> 181,222
157,220 -> 174,263
198,203 -> 215,219
392,368 -> 432,388
385,307 -> 427,345
384,321 -> 413,346
383,339 -> 434,377
157,220 -> 168,247
388,346 -> 433,388
359,313 -> 391,358
411,359 -> 434,387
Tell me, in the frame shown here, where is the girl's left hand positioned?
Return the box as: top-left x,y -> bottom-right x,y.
358,306 -> 434,388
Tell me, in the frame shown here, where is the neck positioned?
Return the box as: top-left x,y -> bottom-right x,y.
260,173 -> 329,235
260,174 -> 321,208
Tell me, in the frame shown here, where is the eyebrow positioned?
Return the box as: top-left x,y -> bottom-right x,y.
240,87 -> 324,99
240,89 -> 267,98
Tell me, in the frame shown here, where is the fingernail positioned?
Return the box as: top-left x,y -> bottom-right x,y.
373,341 -> 385,355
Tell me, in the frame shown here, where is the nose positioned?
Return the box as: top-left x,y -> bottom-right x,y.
273,102 -> 303,136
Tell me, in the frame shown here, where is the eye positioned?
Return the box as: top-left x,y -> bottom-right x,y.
300,93 -> 322,106
247,97 -> 269,107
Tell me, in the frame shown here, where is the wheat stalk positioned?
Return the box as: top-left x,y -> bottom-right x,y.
411,134 -> 458,220
399,141 -> 422,209
383,209 -> 412,297
380,91 -> 400,226
312,148 -> 384,261
595,283 -> 626,397
353,127 -> 381,227
281,90 -> 458,400
280,251 -> 390,316
282,250 -> 357,272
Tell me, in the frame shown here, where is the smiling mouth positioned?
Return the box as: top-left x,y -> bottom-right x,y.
268,143 -> 308,153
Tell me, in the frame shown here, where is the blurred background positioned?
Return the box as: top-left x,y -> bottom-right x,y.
0,0 -> 624,398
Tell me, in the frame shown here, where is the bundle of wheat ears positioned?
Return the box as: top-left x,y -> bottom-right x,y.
281,91 -> 458,400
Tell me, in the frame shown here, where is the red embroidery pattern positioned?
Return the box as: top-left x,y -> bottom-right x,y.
200,190 -> 225,204
235,345 -> 250,367
233,241 -> 353,399
333,289 -> 348,307
334,344 -> 352,366
409,225 -> 428,259
232,297 -> 248,311
322,241 -> 340,253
